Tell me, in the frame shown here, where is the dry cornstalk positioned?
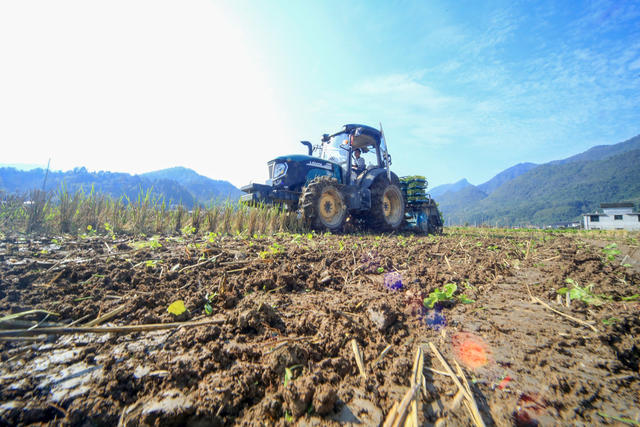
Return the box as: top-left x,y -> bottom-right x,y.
448,389 -> 464,410
411,347 -> 424,386
49,271 -> 64,285
444,256 -> 452,271
383,347 -> 425,427
85,304 -> 127,327
454,360 -> 485,427
428,342 -> 485,427
179,254 -> 221,273
0,309 -> 60,323
524,239 -> 533,259
0,319 -> 225,338
372,344 -> 393,367
427,367 -> 451,377
68,314 -> 93,327
526,284 -> 597,333
390,383 -> 421,427
409,347 -> 424,427
427,342 -> 472,401
383,401 -> 400,427
532,295 -> 597,332
351,339 -> 367,379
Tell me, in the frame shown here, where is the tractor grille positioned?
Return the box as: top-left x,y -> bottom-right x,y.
268,161 -> 275,179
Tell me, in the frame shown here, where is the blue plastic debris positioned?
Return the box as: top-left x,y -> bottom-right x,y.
384,272 -> 404,291
424,306 -> 446,330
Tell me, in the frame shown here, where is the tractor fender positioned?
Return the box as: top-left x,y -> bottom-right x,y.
359,168 -> 401,189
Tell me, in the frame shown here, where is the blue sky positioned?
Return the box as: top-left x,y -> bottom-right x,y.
1,0 -> 639,188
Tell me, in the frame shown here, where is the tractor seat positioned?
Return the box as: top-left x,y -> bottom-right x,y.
354,165 -> 377,183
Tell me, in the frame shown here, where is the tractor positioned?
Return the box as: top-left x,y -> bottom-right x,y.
241,124 -> 442,233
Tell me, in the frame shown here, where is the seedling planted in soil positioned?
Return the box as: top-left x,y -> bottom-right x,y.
423,283 -> 474,308
557,278 -> 602,305
602,243 -> 621,262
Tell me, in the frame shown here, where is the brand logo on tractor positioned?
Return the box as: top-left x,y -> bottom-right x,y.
306,161 -> 332,170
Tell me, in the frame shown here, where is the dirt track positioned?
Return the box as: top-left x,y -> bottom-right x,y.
1,230 -> 639,426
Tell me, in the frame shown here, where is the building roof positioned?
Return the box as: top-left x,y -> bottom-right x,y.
600,202 -> 634,208
582,212 -> 640,216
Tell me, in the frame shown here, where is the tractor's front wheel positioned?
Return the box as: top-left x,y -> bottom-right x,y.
367,178 -> 405,231
299,176 -> 347,231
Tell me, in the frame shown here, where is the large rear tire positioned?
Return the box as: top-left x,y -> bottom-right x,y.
367,178 -> 405,231
299,176 -> 347,231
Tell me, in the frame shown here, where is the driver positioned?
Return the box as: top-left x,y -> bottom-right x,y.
352,148 -> 365,174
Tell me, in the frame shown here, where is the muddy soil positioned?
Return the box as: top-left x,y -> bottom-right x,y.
0,230 -> 639,426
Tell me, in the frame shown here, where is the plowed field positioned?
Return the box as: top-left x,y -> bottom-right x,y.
1,230 -> 639,426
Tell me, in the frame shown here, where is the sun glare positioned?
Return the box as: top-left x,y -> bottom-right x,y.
0,0 -> 289,186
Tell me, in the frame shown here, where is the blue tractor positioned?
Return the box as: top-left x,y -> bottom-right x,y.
241,124 -> 442,233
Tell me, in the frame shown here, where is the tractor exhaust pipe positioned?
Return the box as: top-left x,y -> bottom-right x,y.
300,141 -> 313,156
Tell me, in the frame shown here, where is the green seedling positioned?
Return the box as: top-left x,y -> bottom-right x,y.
80,224 -> 97,239
557,278 -> 601,305
259,242 -> 283,259
132,237 -> 162,250
602,243 -> 621,262
377,267 -> 385,274
167,300 -> 186,316
181,225 -> 196,238
424,283 -> 463,308
145,259 -> 161,268
458,294 -> 475,304
422,283 -> 475,308
602,317 -> 619,325
104,222 -> 116,240
283,364 -> 303,388
621,294 -> 639,301
284,411 -> 293,423
204,303 -> 213,316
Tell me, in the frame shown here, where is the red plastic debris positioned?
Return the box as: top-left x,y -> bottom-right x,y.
451,332 -> 491,369
498,375 -> 512,389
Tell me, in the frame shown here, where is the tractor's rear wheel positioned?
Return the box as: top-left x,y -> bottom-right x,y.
299,176 -> 347,231
367,178 -> 405,231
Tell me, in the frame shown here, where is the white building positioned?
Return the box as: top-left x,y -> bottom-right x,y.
583,203 -> 640,231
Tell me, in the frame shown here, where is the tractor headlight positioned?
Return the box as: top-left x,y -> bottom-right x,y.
273,163 -> 288,179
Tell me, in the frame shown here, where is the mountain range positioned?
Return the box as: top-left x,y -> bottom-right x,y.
0,166 -> 242,208
430,134 -> 640,226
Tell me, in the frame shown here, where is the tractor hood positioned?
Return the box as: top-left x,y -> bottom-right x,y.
269,154 -> 342,191
272,154 -> 334,166
271,154 -> 340,172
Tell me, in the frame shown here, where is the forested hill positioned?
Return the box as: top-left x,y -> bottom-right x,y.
462,148 -> 640,225
140,167 -> 242,204
434,134 -> 640,226
0,167 -> 242,208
